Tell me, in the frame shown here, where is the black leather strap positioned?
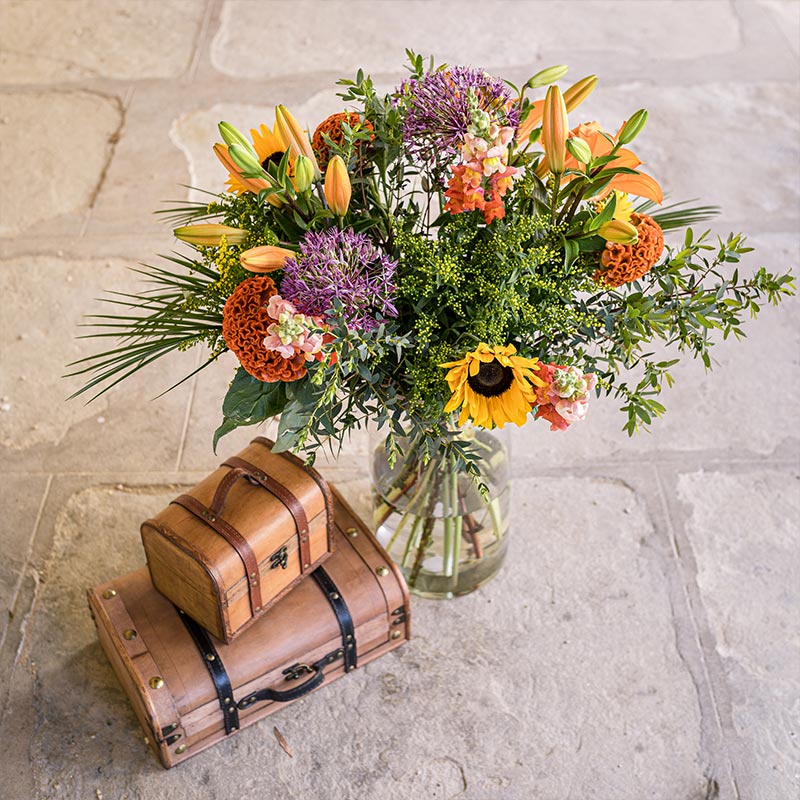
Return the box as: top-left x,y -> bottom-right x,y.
178,609 -> 240,735
312,567 -> 357,673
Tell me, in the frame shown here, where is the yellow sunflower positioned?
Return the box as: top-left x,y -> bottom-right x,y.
441,343 -> 546,429
214,123 -> 291,195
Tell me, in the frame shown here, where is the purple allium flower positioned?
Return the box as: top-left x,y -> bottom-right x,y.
398,66 -> 519,165
281,228 -> 398,331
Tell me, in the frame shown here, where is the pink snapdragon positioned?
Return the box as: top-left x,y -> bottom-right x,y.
445,124 -> 517,224
263,295 -> 324,361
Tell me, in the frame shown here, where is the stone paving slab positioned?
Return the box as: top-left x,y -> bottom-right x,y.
211,0 -> 742,79
0,0 -> 206,84
678,467 -> 800,800
0,473 -> 49,648
0,91 -> 122,237
0,473 -> 706,800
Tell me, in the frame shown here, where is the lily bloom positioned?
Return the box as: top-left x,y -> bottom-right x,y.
562,121 -> 663,204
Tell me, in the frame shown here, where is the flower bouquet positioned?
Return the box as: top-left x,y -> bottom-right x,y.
69,52 -> 794,598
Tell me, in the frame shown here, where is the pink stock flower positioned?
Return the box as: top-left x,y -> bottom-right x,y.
534,363 -> 597,431
263,295 -> 325,361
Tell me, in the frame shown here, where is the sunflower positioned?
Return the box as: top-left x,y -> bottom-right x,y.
222,123 -> 291,195
441,343 -> 546,429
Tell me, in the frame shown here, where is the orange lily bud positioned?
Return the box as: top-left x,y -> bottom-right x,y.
563,75 -> 598,113
213,143 -> 268,193
598,219 -> 639,244
239,245 -> 295,273
275,105 -> 321,179
174,224 -> 249,247
324,155 -> 351,216
542,85 -> 568,174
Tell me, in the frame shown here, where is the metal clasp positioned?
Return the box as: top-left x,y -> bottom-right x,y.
269,546 -> 288,570
282,662 -> 313,681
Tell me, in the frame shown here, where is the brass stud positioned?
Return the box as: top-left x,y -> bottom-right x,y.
224,697 -> 231,704
391,630 -> 402,640
123,629 -> 138,641
254,605 -> 261,611
230,727 -> 238,732
206,654 -> 215,662
346,528 -> 358,538
250,572 -> 258,579
329,592 -> 339,600
149,677 -> 165,690
345,634 -> 353,641
175,744 -> 187,755
376,567 -> 389,577
303,563 -> 310,569
102,589 -> 117,599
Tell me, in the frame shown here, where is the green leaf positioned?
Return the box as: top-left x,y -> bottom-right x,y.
213,368 -> 289,451
272,402 -> 313,453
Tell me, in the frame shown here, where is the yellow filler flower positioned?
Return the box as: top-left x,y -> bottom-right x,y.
441,344 -> 545,429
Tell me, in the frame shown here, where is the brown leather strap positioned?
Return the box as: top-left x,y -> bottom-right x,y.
171,494 -> 264,614
209,466 -> 248,517
222,456 -> 312,573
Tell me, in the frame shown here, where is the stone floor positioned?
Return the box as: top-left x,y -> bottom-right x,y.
1,1 -> 798,798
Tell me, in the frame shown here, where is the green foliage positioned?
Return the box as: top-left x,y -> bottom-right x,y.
71,52 -> 797,466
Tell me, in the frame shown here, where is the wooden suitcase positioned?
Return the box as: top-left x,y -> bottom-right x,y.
89,490 -> 410,769
141,437 -> 333,642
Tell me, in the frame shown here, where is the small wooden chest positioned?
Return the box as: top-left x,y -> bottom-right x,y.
141,437 -> 333,642
89,490 -> 410,768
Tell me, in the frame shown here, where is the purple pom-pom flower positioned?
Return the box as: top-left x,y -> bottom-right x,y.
398,65 -> 519,166
280,228 -> 398,332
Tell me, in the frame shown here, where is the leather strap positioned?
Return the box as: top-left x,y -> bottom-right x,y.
171,494 -> 264,615
312,567 -> 357,673
222,456 -> 312,573
177,608 -> 240,735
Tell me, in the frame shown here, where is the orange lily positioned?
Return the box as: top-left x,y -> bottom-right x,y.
275,106 -> 321,179
324,155 -> 351,216
563,75 -> 598,113
174,224 -> 248,247
541,86 -> 568,174
213,143 -> 284,207
563,121 -> 663,204
516,75 -> 596,145
240,245 -> 295,273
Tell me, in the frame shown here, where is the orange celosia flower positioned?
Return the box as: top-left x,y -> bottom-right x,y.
312,111 -> 374,169
222,276 -> 308,383
594,213 -> 665,287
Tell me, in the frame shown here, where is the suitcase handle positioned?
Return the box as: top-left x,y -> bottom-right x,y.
236,648 -> 342,710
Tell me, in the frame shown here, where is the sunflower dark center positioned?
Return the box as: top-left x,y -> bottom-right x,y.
261,150 -> 286,170
466,360 -> 514,397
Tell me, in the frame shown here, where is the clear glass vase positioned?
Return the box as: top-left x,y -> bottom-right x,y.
370,426 -> 510,599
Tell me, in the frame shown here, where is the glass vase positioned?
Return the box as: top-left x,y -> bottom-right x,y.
370,426 -> 510,599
